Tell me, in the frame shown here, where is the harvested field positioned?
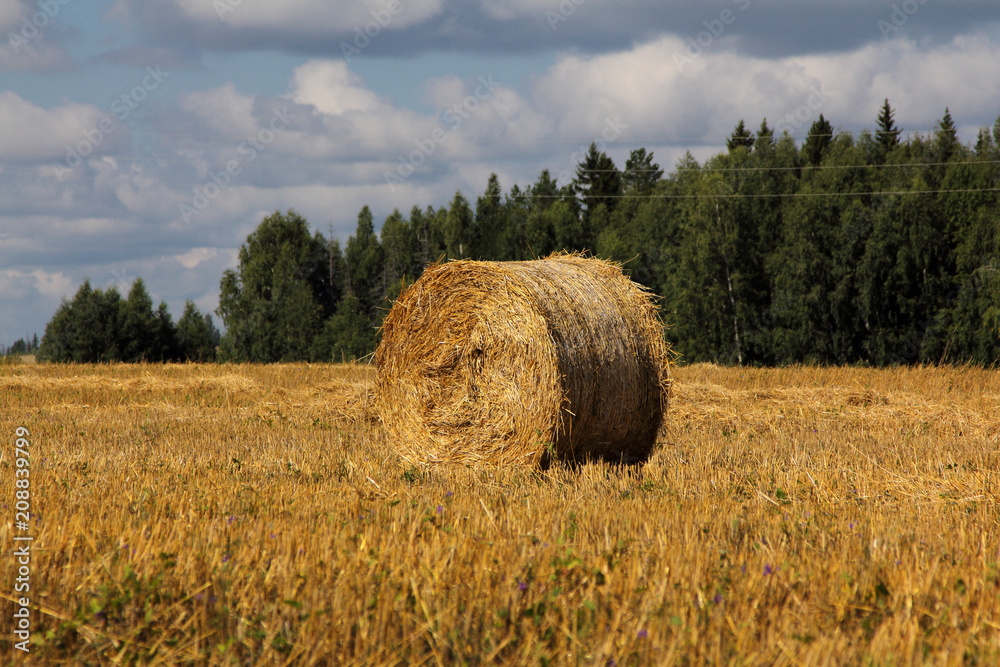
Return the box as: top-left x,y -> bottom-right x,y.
1,362 -> 999,665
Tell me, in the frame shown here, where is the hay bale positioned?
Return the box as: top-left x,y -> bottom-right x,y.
373,254 -> 671,467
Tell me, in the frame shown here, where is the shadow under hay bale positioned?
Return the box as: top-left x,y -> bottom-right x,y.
374,254 -> 672,467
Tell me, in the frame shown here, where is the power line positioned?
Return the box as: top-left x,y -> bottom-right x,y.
525,187 -> 1000,199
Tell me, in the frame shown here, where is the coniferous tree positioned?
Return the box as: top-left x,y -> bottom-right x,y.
934,108 -> 959,163
500,184 -> 531,260
379,209 -> 412,291
343,205 -> 385,316
530,169 -> 559,211
754,119 -> 774,153
727,120 -> 754,152
39,281 -> 125,362
442,192 -> 474,259
804,114 -> 834,166
176,301 -> 220,361
573,143 -> 621,245
876,99 -> 901,153
622,148 -> 663,194
120,278 -> 158,362
473,174 -> 505,259
152,301 -> 179,361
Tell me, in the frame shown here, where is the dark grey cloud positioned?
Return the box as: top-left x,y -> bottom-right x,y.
110,0 -> 1000,61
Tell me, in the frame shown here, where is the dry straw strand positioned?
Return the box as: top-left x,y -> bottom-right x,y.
374,253 -> 672,467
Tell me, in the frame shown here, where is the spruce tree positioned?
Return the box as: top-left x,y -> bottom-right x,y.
876,99 -> 900,152
754,118 -> 774,152
573,143 -> 621,244
622,148 -> 663,194
727,120 -> 754,152
120,278 -> 158,362
934,108 -> 959,163
473,174 -> 505,258
442,192 -> 473,259
804,114 -> 834,165
176,301 -> 220,361
530,169 -> 559,211
344,205 -> 385,313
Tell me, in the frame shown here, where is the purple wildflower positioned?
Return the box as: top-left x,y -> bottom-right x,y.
436,505 -> 443,514
713,593 -> 723,603
518,580 -> 528,592
637,629 -> 648,639
764,564 -> 773,575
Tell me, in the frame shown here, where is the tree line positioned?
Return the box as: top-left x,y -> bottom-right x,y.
37,100 -> 1000,365
38,279 -> 220,362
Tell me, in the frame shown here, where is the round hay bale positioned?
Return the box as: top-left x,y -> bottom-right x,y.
373,254 -> 671,467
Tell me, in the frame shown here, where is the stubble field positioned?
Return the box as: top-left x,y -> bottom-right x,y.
1,361 -> 999,665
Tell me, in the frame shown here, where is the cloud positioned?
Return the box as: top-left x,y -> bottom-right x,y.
528,31 -> 1000,151
174,247 -> 218,269
0,0 -> 74,71
0,92 -> 119,163
0,268 -> 73,300
290,60 -> 382,115
105,0 -> 1000,60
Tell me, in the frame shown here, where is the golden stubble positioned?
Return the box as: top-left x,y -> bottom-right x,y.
0,361 -> 998,665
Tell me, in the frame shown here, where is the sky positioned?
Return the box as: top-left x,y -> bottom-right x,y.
1,0 -> 999,345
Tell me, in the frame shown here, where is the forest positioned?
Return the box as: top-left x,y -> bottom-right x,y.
36,102 -> 1000,365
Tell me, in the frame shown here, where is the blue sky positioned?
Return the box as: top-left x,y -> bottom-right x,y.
1,0 -> 999,345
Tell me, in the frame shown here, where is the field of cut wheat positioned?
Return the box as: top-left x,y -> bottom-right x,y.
1,361 -> 999,665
